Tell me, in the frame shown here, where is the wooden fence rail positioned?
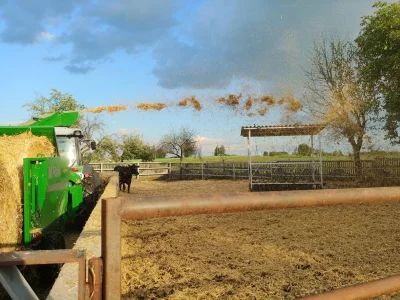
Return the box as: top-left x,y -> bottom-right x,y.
90,158 -> 400,181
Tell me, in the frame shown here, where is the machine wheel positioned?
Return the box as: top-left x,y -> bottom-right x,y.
37,231 -> 66,281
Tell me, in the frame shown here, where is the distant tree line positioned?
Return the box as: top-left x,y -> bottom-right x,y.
262,144 -> 344,157
214,145 -> 226,156
87,133 -> 167,163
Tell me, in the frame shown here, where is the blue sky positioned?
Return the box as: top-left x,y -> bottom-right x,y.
0,0 -> 398,155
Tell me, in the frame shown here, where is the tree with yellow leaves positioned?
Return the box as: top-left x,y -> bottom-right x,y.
303,36 -> 379,178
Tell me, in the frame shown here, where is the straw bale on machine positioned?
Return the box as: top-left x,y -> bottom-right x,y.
0,132 -> 54,251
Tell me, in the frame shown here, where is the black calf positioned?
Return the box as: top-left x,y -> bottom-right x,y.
114,164 -> 140,193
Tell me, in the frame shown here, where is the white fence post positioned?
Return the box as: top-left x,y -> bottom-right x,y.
169,162 -> 172,180
100,163 -> 103,173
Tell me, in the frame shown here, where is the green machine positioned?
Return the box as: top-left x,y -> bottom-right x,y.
0,111 -> 96,248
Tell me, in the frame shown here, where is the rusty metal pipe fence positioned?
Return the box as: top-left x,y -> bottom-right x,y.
102,186 -> 400,300
0,250 -> 84,300
301,275 -> 400,300
0,249 -> 102,300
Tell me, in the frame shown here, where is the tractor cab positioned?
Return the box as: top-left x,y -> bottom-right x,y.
55,127 -> 84,167
54,127 -> 96,179
21,111 -> 96,179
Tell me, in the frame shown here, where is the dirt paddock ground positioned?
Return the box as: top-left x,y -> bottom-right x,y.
120,180 -> 400,299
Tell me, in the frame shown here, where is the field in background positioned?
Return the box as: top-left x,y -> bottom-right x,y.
92,154 -> 340,164
93,152 -> 400,164
121,180 -> 400,299
155,154 -> 346,163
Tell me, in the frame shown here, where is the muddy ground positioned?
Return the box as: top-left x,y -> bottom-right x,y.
120,180 -> 400,299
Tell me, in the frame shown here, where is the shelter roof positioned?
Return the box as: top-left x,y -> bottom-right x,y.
241,124 -> 325,137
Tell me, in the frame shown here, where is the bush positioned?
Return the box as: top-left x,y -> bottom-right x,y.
332,150 -> 343,156
269,151 -> 288,156
298,144 -> 312,156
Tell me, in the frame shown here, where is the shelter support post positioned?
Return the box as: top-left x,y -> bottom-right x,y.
247,130 -> 252,190
311,135 -> 315,188
318,134 -> 323,188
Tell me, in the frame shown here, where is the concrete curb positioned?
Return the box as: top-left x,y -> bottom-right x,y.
47,175 -> 119,300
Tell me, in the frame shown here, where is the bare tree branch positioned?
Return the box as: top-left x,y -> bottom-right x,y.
303,34 -> 379,178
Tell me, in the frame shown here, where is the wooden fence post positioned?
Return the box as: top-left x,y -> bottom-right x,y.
169,163 -> 172,180
233,163 -> 236,180
201,162 -> 204,180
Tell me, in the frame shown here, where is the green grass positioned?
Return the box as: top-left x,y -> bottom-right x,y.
155,153 -> 400,163
91,153 -> 400,164
154,154 -> 352,163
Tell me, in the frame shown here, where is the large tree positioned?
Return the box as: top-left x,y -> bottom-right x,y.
356,1 -> 400,142
120,134 -> 153,162
303,36 -> 378,178
160,127 -> 198,179
23,88 -> 85,116
298,144 -> 312,156
89,133 -> 156,162
23,89 -> 105,163
94,135 -> 121,162
214,145 -> 226,156
80,114 -> 105,140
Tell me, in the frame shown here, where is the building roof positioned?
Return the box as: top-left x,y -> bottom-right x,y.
240,124 -> 325,137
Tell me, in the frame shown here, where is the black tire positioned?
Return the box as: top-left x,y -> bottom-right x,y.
37,231 -> 66,281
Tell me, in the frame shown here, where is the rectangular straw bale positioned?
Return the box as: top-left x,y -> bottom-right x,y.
0,131 -> 54,251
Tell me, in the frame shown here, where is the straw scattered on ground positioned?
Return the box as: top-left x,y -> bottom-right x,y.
0,132 -> 54,252
121,180 -> 400,299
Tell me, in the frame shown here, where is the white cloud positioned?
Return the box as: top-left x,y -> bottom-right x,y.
196,135 -> 224,144
0,1 -> 84,44
153,0 -> 387,90
196,135 -> 225,154
0,0 -> 394,82
38,31 -> 55,40
118,127 -> 140,135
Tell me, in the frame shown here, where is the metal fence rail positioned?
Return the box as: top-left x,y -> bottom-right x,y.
90,158 -> 400,181
301,275 -> 400,300
0,249 -> 90,300
89,162 -> 171,177
102,186 -> 400,300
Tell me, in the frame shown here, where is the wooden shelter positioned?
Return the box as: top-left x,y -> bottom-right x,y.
241,124 -> 325,190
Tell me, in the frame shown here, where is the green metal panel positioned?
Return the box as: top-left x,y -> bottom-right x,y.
23,161 -> 32,244
66,184 -> 83,220
28,111 -> 79,127
23,156 -> 83,244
